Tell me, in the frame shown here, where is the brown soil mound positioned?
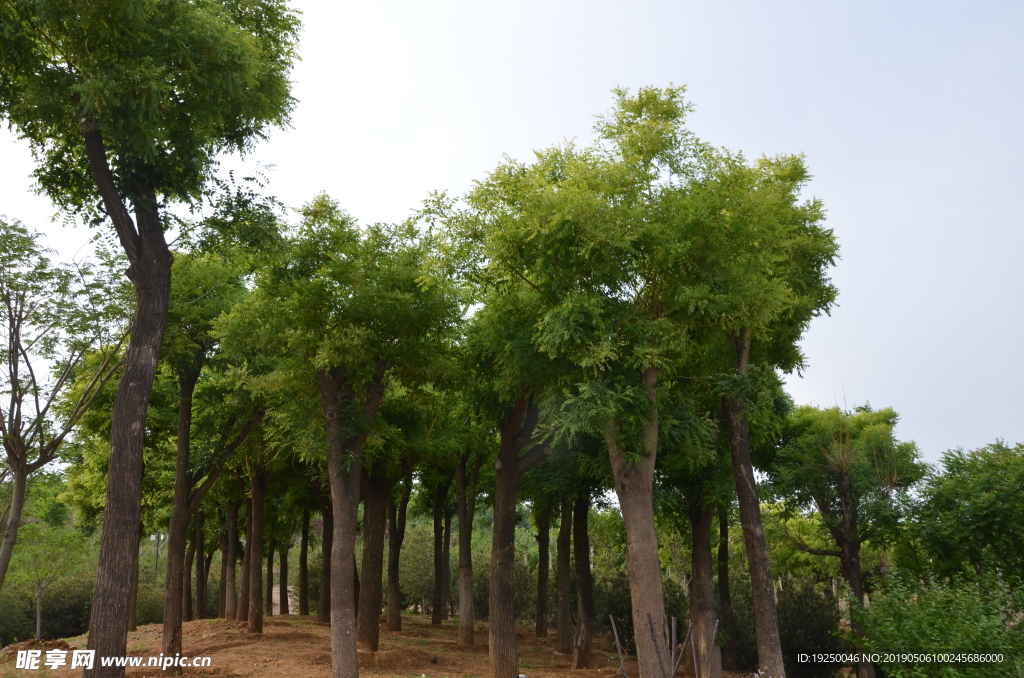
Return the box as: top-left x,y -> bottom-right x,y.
2,638 -> 72,658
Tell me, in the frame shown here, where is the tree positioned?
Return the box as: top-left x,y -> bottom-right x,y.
0,219 -> 125,593
11,520 -> 87,640
772,404 -> 924,678
0,2 -> 298,672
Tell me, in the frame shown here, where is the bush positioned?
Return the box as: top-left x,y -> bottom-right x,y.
855,575 -> 1024,677
777,577 -> 845,678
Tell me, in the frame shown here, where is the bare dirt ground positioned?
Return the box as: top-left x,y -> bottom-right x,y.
2,614 -> 752,678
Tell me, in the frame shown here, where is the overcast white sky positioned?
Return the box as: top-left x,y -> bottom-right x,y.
2,0 -> 1021,464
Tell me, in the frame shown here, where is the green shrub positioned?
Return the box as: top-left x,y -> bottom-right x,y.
854,575 -> 1024,677
777,577 -> 845,678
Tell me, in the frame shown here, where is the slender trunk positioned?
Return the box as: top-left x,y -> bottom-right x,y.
431,480 -> 449,625
318,363 -> 385,678
443,508 -> 453,620
280,545 -> 290,615
160,369 -> 200,658
203,551 -> 214,617
184,534 -> 196,623
718,511 -> 738,672
571,492 -> 595,670
357,471 -> 391,650
195,509 -> 206,620
353,553 -> 360,619
299,509 -> 310,616
128,523 -> 143,632
85,196 -> 172,678
317,501 -> 333,624
266,537 -> 275,616
555,498 -> 572,654
723,328 -> 785,678
687,499 -> 722,678
455,454 -> 480,646
387,480 -> 411,632
237,498 -> 252,623
829,474 -> 876,678
534,504 -> 551,637
0,468 -> 28,593
605,366 -> 666,678
248,470 -> 265,633
35,582 -> 42,640
219,530 -> 229,618
488,395 -> 543,678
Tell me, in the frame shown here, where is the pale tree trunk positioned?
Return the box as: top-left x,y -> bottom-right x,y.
248,469 -> 266,633
357,469 -> 392,650
555,498 -> 572,655
570,492 -> 595,670
202,551 -> 214,617
318,363 -> 386,678
686,499 -> 722,678
83,143 -> 173,678
534,504 -> 551,637
387,480 -> 411,632
266,537 -> 275,616
431,479 -> 450,625
718,511 -> 738,671
195,509 -> 207,620
219,529 -> 229,618
605,366 -> 667,678
723,328 -> 785,678
279,544 -> 290,615
237,498 -> 252,623
184,534 -> 196,623
455,452 -> 481,646
317,499 -> 333,624
488,394 -> 550,678
0,468 -> 28,593
442,508 -> 452,620
299,509 -> 309,616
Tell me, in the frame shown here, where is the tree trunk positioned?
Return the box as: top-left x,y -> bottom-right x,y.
184,534 -> 196,623
128,523 -> 144,632
605,366 -> 667,678
203,550 -> 214,617
387,480 -> 411,632
442,507 -> 452,620
455,453 -> 480,646
219,529 -> 229,618
280,544 -> 290,615
238,498 -> 252,623
353,553 -> 360,620
318,363 -> 386,678
571,492 -> 595,670
431,479 -> 449,625
266,537 -> 276,616
687,498 -> 721,678
248,469 -> 266,633
723,328 -> 785,678
84,169 -> 173,678
299,509 -> 310,616
160,369 -> 200,658
0,468 -> 28,593
534,504 -> 551,637
357,471 -> 391,650
318,501 -> 333,624
488,395 -> 545,678
195,509 -> 207,620
555,498 -> 572,655
717,511 -> 738,672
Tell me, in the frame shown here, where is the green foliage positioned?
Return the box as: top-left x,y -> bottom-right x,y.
915,443 -> 1024,585
776,577 -> 845,678
854,575 -> 1024,677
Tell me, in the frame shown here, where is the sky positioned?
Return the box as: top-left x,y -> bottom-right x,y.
1,0 -> 1022,465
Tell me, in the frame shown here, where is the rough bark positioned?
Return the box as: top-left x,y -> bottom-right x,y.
555,498 -> 572,655
717,511 -> 738,672
488,394 -> 549,678
280,544 -> 290,615
431,478 -> 450,625
357,469 -> 392,650
237,497 -> 252,623
265,537 -> 275,616
184,534 -> 196,623
83,128 -> 173,678
571,493 -> 595,670
455,451 -> 482,646
534,504 -> 551,637
723,328 -> 785,678
387,479 -> 411,632
687,499 -> 722,678
299,509 -> 310,616
605,366 -> 667,678
195,509 -> 207,620
248,469 -> 266,633
317,500 -> 333,624
0,470 -> 28,594
318,363 -> 386,678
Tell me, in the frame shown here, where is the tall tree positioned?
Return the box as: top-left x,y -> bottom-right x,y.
0,4 -> 298,672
